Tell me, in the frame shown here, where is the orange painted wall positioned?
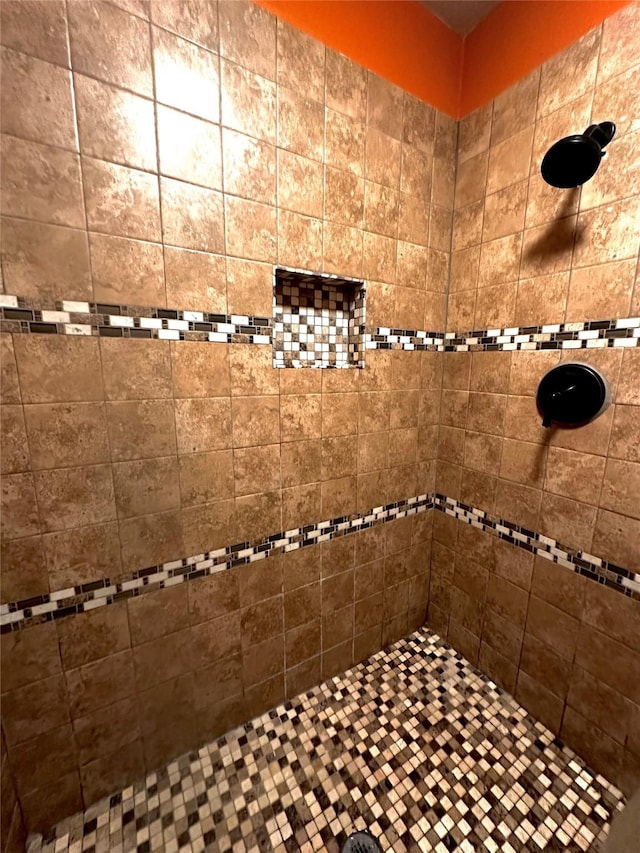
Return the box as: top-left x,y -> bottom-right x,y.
255,0 -> 463,117
461,0 -> 631,116
255,0 -> 631,118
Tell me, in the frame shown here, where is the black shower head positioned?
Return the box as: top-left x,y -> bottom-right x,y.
541,121 -> 616,188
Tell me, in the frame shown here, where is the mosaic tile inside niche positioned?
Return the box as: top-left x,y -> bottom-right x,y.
273,267 -> 366,368
26,630 -> 624,853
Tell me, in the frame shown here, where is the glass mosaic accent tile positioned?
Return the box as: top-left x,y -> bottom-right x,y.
272,268 -> 366,368
27,629 -> 625,853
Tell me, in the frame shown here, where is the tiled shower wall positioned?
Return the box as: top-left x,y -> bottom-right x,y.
431,3 -> 640,797
0,0 -> 452,834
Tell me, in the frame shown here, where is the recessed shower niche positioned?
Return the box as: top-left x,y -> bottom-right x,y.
273,267 -> 366,368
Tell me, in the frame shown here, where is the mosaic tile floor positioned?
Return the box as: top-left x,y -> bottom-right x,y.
28,629 -> 625,853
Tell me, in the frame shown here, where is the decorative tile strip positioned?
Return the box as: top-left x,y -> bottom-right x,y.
2,294 -> 638,354
366,327 -> 446,351
442,317 -> 640,352
0,495 -> 433,633
0,294 -> 273,344
434,494 -> 640,600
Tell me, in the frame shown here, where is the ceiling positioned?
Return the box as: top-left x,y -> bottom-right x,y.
422,0 -> 501,36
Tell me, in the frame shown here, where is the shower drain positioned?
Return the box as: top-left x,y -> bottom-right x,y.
340,830 -> 383,853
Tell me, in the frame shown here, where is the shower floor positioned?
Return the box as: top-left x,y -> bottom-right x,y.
28,629 -> 624,853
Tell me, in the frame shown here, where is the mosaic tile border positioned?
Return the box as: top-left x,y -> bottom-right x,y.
27,629 -> 625,853
2,294 -> 638,353
273,267 -> 367,369
3,491 -> 639,634
0,295 -> 273,344
442,317 -> 640,352
434,494 -> 640,600
0,495 -> 433,633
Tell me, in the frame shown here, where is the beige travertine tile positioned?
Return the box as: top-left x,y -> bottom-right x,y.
232,396 -> 280,447
398,195 -> 429,247
224,196 -> 276,262
364,182 -> 399,240
158,106 -> 222,190
0,535 -> 47,602
229,345 -> 278,397
325,109 -> 365,177
219,0 -> 275,80
321,393 -> 358,438
90,233 -> 165,307
234,445 -> 281,497
106,400 -> 177,462
482,180 -> 527,242
454,151 -> 488,209
549,397 -> 614,456
573,196 -> 640,268
321,476 -> 356,518
282,483 -> 321,529
1,136 -> 84,228
1,47 -> 75,150
149,0 -> 216,46
278,149 -> 323,218
537,27 -> 600,118
474,282 -> 517,329
1,335 -> 20,406
182,499 -> 236,553
618,350 -> 640,405
452,200 -> 483,251
68,1 -> 152,96
113,457 -> 180,519
520,217 -> 576,278
280,395 -> 321,443
1,217 -> 91,302
486,126 -> 534,194
222,129 -> 275,205
580,131 -> 640,210
367,73 -> 403,139
23,403 -> 109,471
165,247 -> 227,313
75,75 -> 156,172
325,49 -> 366,122
593,64 -> 640,139
101,339 -> 171,401
600,458 -> 640,520
220,60 -> 275,143
403,93 -> 436,155
161,178 -> 224,253
152,26 -> 219,122
458,102 -> 492,164
277,86 -> 324,162
83,158 -> 160,242
175,398 -> 232,454
34,464 -> 116,533
278,210 -> 323,270
593,508 -> 640,571
566,259 -> 635,322
119,509 -> 184,569
609,405 -> 640,463
325,167 -> 365,228
276,20 -> 324,101
429,206 -> 453,253
0,0 -> 69,66
322,435 -> 358,480
179,450 -> 234,507
467,393 -> 507,437
0,405 -> 28,475
598,2 -> 640,82
515,271 -> 569,326
171,342 -> 230,398
365,127 -> 401,188
503,396 -> 546,444
450,246 -> 480,292
43,522 -> 121,589
1,473 -> 40,541
491,69 -> 539,147
499,438 -> 547,488
323,221 -> 364,278
396,241 -> 427,289
281,439 -> 321,488
545,447 -> 606,503
14,336 -> 103,404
